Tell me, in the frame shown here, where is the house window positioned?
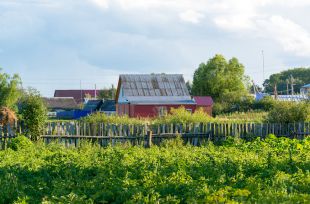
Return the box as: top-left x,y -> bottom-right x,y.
157,106 -> 167,117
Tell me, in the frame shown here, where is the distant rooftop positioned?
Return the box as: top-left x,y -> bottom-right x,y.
54,90 -> 100,104
119,74 -> 189,97
301,84 -> 310,88
193,96 -> 213,106
117,74 -> 192,103
43,97 -> 79,110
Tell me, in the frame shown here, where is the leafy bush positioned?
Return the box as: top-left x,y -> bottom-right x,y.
267,101 -> 310,123
215,111 -> 267,123
253,96 -> 276,111
82,112 -> 147,125
8,135 -> 33,150
19,89 -> 47,140
153,107 -> 212,124
0,137 -> 309,203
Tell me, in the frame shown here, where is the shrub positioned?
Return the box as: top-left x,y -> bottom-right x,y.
154,107 -> 212,124
266,101 -> 310,123
82,112 -> 147,125
212,102 -> 228,115
8,135 -> 33,150
253,96 -> 276,111
215,111 -> 267,123
19,89 -> 47,141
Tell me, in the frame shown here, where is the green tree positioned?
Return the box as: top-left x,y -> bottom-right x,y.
19,88 -> 47,141
0,68 -> 22,109
263,67 -> 310,94
98,86 -> 116,100
185,81 -> 192,95
192,54 -> 250,113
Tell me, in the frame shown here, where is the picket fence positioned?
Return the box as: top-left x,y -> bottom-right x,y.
41,121 -> 309,147
43,121 -> 310,138
1,121 -> 309,149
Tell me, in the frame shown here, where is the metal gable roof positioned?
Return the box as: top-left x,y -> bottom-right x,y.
302,84 -> 310,88
193,96 -> 214,106
119,74 -> 190,98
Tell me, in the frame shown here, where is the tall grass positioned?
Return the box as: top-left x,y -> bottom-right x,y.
81,112 -> 148,125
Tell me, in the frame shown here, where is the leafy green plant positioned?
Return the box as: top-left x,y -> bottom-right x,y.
154,107 -> 212,125
267,101 -> 310,123
8,135 -> 33,151
0,136 -> 310,203
19,88 -> 47,141
0,69 -> 22,110
82,112 -> 147,125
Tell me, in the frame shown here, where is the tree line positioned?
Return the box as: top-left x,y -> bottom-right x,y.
187,54 -> 309,114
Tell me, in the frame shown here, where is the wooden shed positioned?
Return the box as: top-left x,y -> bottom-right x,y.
115,74 -> 197,117
193,96 -> 213,116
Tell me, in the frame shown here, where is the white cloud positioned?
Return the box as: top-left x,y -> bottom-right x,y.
259,15 -> 310,57
179,10 -> 204,24
1,0 -> 310,94
90,0 -> 109,9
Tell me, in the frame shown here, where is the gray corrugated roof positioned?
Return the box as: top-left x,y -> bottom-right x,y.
43,97 -> 79,110
120,74 -> 190,97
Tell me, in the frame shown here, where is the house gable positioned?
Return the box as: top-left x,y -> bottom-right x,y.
116,74 -> 192,104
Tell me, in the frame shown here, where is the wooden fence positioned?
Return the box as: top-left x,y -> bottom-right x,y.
39,121 -> 310,147
41,131 -> 212,148
0,124 -> 18,150
1,121 -> 309,149
44,121 -> 310,138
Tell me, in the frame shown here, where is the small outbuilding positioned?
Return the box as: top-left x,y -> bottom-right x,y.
193,96 -> 213,116
54,90 -> 100,104
43,97 -> 80,118
83,99 -> 116,115
301,84 -> 310,96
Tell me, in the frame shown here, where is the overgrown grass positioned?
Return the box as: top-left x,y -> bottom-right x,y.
1,136 -> 310,203
153,107 -> 212,125
215,111 -> 268,123
81,112 -> 148,125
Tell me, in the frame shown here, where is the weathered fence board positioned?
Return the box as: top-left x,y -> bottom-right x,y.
1,121 -> 309,149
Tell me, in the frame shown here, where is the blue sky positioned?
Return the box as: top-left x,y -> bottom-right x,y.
1,0 -> 310,96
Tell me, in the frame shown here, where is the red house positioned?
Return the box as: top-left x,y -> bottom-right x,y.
116,74 -> 199,118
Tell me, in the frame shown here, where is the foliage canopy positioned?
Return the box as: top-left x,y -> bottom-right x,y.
263,67 -> 310,94
192,54 -> 248,103
0,69 -> 21,109
267,101 -> 310,123
19,89 -> 47,140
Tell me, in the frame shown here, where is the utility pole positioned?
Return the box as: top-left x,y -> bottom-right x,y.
95,84 -> 97,99
286,79 -> 289,95
80,80 -> 82,103
111,84 -> 115,100
290,75 -> 295,96
274,83 -> 278,100
262,50 -> 265,82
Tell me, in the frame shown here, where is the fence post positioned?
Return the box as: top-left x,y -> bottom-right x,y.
146,130 -> 152,148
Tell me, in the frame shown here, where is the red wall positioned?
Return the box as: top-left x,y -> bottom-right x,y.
196,105 -> 212,116
117,104 -> 198,118
117,104 -> 213,118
